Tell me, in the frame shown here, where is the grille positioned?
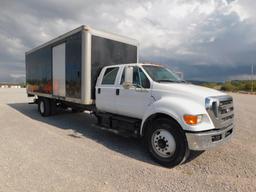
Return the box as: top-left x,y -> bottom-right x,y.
206,96 -> 234,128
218,97 -> 234,124
219,99 -> 232,106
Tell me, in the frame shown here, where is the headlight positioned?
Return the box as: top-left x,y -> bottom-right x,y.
205,97 -> 212,109
183,114 -> 203,125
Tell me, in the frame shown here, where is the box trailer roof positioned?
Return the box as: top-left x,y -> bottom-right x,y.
26,25 -> 139,55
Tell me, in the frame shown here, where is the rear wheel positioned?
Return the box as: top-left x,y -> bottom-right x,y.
38,98 -> 51,117
146,117 -> 189,167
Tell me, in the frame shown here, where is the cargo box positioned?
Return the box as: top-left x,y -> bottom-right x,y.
26,25 -> 138,105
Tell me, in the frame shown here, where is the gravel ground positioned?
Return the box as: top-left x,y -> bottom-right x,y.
0,88 -> 255,192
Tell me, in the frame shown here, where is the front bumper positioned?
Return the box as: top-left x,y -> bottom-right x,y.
185,124 -> 234,151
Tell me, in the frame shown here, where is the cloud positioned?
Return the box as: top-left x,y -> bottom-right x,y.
0,0 -> 255,82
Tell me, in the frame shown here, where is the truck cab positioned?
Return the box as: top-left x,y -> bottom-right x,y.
95,63 -> 234,167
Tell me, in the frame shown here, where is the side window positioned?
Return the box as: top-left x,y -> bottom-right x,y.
102,67 -> 119,85
120,67 -> 150,88
138,68 -> 150,88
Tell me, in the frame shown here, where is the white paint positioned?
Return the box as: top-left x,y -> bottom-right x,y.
96,63 -> 230,134
95,67 -> 118,114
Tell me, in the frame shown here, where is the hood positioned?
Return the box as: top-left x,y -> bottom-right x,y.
152,82 -> 226,103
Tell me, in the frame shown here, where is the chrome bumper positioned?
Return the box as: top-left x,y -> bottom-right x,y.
185,124 -> 234,151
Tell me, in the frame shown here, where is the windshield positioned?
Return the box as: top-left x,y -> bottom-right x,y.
142,65 -> 184,83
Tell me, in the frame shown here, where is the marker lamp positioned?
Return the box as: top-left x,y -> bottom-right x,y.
183,115 -> 203,125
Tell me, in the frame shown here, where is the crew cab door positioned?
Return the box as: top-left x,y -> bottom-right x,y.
95,66 -> 120,114
115,66 -> 151,119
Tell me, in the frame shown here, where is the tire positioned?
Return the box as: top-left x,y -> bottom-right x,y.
145,117 -> 189,167
38,97 -> 51,117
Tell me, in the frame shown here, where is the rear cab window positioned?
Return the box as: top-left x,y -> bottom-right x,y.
101,67 -> 119,85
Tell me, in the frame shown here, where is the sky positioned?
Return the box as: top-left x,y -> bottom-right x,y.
0,0 -> 256,82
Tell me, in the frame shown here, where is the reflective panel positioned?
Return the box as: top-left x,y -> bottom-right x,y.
65,32 -> 82,99
26,46 -> 52,94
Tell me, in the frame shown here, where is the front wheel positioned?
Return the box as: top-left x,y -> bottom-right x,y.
146,117 -> 189,167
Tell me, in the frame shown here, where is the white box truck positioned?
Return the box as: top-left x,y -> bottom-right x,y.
26,25 -> 234,167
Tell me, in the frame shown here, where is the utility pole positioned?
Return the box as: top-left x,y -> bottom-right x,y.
252,64 -> 254,93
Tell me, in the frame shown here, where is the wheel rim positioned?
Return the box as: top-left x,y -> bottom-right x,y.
40,101 -> 44,114
151,129 -> 176,158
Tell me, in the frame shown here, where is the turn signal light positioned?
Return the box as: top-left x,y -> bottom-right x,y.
183,115 -> 202,125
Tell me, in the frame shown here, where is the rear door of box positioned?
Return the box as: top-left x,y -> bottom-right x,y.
52,43 -> 66,97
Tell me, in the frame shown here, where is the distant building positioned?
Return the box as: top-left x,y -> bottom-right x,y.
0,83 -> 21,88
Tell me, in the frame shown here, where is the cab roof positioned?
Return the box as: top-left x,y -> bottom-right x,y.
104,63 -> 164,68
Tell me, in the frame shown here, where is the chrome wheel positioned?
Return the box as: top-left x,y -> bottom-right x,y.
151,129 -> 176,158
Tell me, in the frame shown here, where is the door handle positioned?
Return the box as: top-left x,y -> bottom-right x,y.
116,89 -> 120,95
98,88 -> 101,94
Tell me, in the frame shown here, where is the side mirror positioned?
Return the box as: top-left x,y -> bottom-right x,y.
123,66 -> 133,89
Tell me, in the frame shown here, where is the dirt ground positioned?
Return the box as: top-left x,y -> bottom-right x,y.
0,88 -> 255,192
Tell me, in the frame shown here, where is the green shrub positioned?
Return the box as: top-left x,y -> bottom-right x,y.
220,82 -> 236,92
